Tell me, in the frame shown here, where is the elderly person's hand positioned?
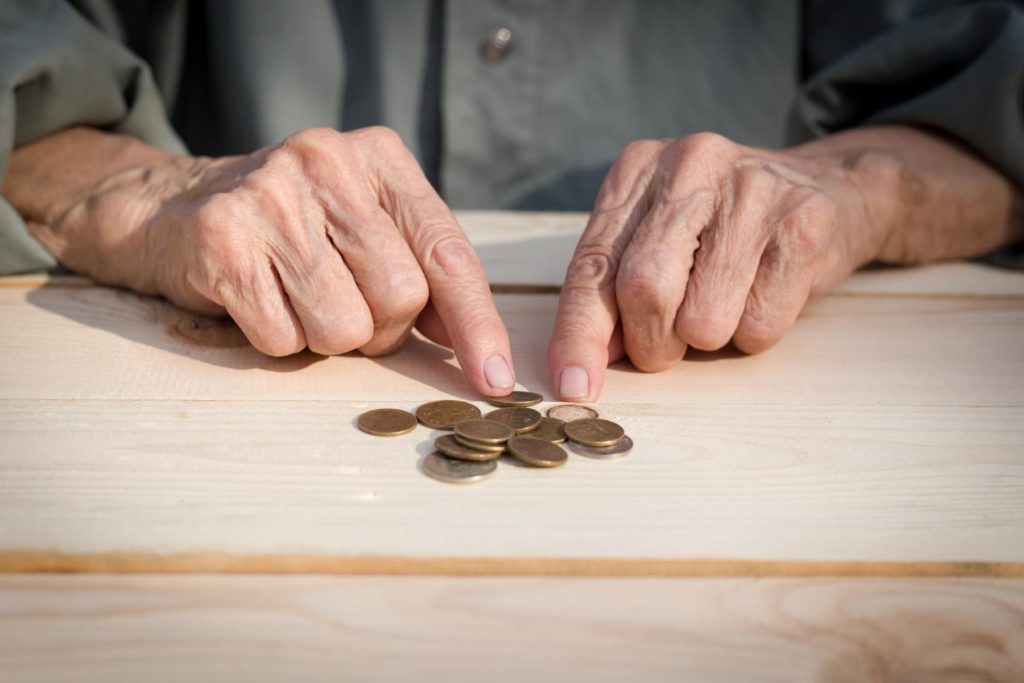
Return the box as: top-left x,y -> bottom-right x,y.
5,126 -> 516,396
548,125 -> 1023,401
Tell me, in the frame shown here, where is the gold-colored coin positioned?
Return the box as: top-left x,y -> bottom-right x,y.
546,404 -> 599,422
528,416 -> 567,443
484,407 -> 542,434
563,418 -> 625,448
415,400 -> 481,430
568,435 -> 634,460
435,434 -> 503,462
454,434 -> 507,453
454,419 -> 515,445
507,436 -> 568,468
356,408 -> 418,436
422,452 -> 497,485
486,390 -> 543,408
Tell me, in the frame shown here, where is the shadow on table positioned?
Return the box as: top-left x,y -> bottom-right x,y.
24,282 -> 481,396
368,337 -> 480,400
25,283 -> 325,373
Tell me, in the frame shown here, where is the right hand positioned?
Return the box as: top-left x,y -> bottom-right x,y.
15,126 -> 516,395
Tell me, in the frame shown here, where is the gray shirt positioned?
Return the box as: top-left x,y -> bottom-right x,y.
1,0 -> 1022,274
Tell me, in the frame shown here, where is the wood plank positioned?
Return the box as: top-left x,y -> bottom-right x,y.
2,287 -> 1023,404
0,284 -> 1021,569
1,575 -> 1022,682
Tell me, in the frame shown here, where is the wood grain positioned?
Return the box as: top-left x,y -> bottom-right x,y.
1,286 -> 1022,571
1,575 -> 1021,682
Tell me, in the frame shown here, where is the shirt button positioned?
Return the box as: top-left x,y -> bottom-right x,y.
480,26 -> 513,63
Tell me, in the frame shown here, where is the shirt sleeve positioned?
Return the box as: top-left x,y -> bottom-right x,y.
793,1 -> 1024,268
0,0 -> 184,275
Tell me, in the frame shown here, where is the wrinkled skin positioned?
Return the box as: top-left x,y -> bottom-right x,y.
5,125 -> 1021,401
547,127 -> 1023,400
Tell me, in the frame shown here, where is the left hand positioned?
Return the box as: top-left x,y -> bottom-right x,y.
548,125 -> 1023,401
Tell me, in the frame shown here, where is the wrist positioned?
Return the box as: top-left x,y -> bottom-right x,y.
790,125 -> 1023,266
788,132 -> 905,269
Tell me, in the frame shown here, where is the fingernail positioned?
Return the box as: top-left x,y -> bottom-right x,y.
559,366 -> 590,400
484,354 -> 514,390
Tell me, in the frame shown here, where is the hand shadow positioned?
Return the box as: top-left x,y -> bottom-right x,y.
24,280 -> 479,395
25,282 -> 324,372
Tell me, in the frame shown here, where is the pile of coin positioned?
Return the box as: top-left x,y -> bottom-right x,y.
356,390 -> 632,485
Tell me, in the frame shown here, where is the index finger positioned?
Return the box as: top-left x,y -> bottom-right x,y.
379,166 -> 515,397
548,142 -> 660,401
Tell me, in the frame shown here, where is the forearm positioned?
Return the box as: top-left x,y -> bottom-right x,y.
2,126 -> 198,291
792,125 -> 1024,266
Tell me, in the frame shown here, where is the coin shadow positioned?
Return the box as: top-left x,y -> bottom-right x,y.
498,454 -> 534,469
413,431 -> 449,458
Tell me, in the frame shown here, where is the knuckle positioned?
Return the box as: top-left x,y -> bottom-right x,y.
283,127 -> 339,151
676,314 -> 733,351
618,138 -> 663,165
424,233 -> 481,280
306,310 -> 375,355
253,325 -> 304,357
352,125 -> 406,152
677,131 -> 735,159
377,270 -> 430,321
278,128 -> 342,173
627,351 -> 675,374
616,262 -> 674,316
735,310 -> 788,354
564,249 -> 618,292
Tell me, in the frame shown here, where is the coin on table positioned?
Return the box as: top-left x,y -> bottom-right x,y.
528,416 -> 567,443
486,390 -> 543,408
568,435 -> 634,460
454,419 -> 515,445
563,418 -> 625,447
546,404 -> 599,422
435,434 -> 503,462
415,400 -> 481,430
422,451 -> 497,484
454,434 -> 507,453
356,408 -> 418,436
507,436 -> 568,468
484,407 -> 542,434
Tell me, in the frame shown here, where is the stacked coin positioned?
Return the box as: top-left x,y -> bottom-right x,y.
356,390 -> 632,485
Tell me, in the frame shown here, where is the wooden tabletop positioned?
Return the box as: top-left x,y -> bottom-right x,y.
1,211 -> 1022,680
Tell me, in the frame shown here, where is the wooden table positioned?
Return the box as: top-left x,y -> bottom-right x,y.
1,212 -> 1022,681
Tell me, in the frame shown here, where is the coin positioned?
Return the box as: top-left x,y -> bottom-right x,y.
422,452 -> 497,484
546,404 -> 599,422
486,390 -> 543,408
454,419 -> 515,445
527,416 -> 567,443
356,408 -> 418,436
507,436 -> 568,468
568,435 -> 634,460
563,418 -> 625,447
415,400 -> 481,430
435,434 -> 503,462
484,407 -> 542,434
454,434 -> 507,453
